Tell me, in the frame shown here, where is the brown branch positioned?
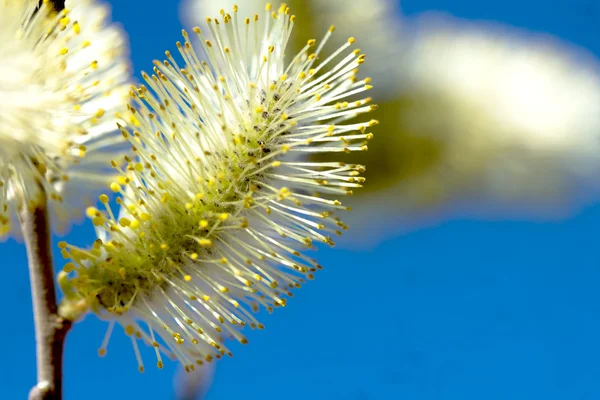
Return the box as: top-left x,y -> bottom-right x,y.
20,191 -> 72,400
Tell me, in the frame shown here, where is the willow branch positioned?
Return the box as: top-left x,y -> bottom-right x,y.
20,190 -> 72,400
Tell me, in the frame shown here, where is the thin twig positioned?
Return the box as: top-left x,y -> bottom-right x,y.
20,190 -> 72,400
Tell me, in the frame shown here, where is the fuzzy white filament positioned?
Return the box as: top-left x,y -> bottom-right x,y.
0,0 -> 130,236
60,4 -> 374,373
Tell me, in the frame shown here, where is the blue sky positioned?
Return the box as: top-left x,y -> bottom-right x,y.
3,0 -> 600,399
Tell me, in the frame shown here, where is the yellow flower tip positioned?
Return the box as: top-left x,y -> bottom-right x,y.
92,216 -> 104,226
98,348 -> 106,357
198,238 -> 212,247
62,262 -> 75,273
184,275 -> 192,282
110,182 -> 121,193
140,213 -> 151,221
348,37 -> 356,44
99,194 -> 109,204
218,213 -> 229,221
60,249 -> 70,259
119,218 -> 131,227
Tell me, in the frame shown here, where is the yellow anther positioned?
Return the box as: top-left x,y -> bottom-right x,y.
140,213 -> 151,221
218,213 -> 229,221
110,182 -> 121,192
198,238 -> 212,247
99,194 -> 109,203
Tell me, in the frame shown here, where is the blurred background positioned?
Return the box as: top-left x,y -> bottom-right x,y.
4,0 -> 600,399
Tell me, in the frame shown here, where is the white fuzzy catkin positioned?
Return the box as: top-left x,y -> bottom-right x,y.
60,4 -> 374,372
0,0 -> 130,236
